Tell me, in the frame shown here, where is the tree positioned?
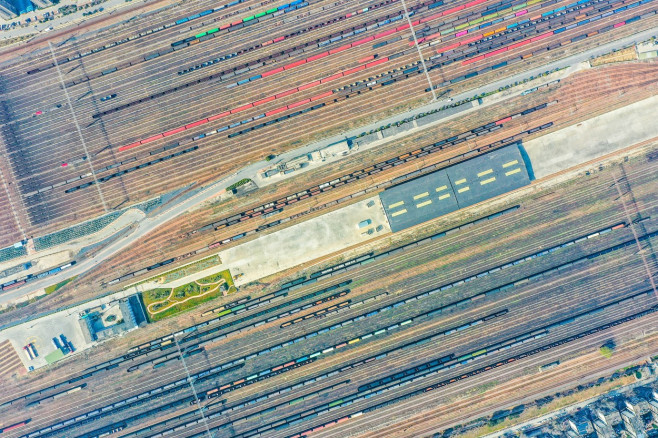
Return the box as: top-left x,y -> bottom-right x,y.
599,346 -> 614,358
600,340 -> 616,358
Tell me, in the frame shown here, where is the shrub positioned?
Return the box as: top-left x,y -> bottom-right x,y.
226,178 -> 251,191
599,346 -> 614,358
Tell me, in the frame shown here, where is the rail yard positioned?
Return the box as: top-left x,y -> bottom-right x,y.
0,0 -> 656,435
0,0 -> 656,237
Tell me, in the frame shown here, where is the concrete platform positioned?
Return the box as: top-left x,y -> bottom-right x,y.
223,197 -> 391,285
524,95 -> 658,179
0,307 -> 91,371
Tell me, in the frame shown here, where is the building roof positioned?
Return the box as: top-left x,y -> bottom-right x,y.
320,140 -> 350,158
79,296 -> 141,342
568,418 -> 593,435
380,169 -> 458,232
647,400 -> 658,411
380,145 -> 530,232
592,419 -> 615,438
78,318 -> 94,344
596,401 -> 622,425
445,146 -> 530,208
621,409 -> 647,438
626,396 -> 650,415
128,296 -> 148,326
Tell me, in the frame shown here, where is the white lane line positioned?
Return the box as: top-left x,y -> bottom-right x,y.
401,0 -> 437,101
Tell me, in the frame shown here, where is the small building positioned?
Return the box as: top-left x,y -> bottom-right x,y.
568,416 -> 594,436
621,409 -> 648,438
637,40 -> 658,60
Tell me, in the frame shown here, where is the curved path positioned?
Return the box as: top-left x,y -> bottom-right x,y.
145,278 -> 226,315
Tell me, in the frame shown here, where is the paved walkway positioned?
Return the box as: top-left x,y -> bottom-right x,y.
145,278 -> 226,315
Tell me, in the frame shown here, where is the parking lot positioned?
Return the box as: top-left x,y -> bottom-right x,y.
0,308 -> 91,371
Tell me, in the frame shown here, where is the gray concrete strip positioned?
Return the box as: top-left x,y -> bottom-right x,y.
525,95 -> 658,179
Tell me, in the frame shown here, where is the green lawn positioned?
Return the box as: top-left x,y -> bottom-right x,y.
44,276 -> 78,294
197,269 -> 234,286
226,178 -> 252,191
141,269 -> 235,322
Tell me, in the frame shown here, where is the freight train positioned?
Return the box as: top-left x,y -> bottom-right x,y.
1,261 -> 76,292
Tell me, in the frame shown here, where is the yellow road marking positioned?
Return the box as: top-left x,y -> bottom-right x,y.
438,193 -> 451,200
477,169 -> 493,177
413,192 -> 429,200
388,201 -> 404,209
435,185 -> 448,192
455,178 -> 467,185
480,177 -> 496,185
416,200 -> 432,208
458,186 -> 470,193
392,209 -> 407,217
505,168 -> 521,176
503,160 -> 519,168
